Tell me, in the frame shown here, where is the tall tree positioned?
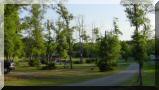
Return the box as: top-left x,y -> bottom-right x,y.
92,27 -> 100,60
113,17 -> 122,35
45,20 -> 56,63
29,4 -> 45,66
76,15 -> 84,63
4,4 -> 23,61
122,2 -> 152,85
81,30 -> 90,58
0,5 -> 3,58
98,17 -> 122,71
54,19 -> 69,61
21,15 -> 34,62
55,3 -> 74,69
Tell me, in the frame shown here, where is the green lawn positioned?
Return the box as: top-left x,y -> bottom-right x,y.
121,61 -> 155,86
5,61 -> 130,86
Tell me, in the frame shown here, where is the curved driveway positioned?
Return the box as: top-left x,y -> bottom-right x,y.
66,63 -> 138,86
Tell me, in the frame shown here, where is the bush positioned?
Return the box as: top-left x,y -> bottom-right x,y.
28,59 -> 40,67
14,61 -> 19,66
73,60 -> 81,64
41,59 -> 48,64
42,62 -> 56,70
85,59 -> 92,63
85,58 -> 96,64
97,60 -> 113,72
111,62 -> 117,67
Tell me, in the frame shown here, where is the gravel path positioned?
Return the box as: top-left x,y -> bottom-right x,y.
66,63 -> 138,86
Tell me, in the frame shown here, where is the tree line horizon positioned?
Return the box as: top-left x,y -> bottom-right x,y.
4,2 -> 155,86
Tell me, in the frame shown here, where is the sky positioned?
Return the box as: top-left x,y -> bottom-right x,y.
20,0 -> 158,41
44,4 -> 155,41
67,4 -> 133,41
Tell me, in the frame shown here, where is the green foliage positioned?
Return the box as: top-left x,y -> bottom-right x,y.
18,5 -> 46,66
55,4 -> 74,41
28,59 -> 40,67
132,33 -> 148,63
122,2 -> 153,85
72,42 -> 99,58
55,3 -> 74,69
31,4 -> 45,56
122,3 -> 152,63
98,32 -> 121,71
50,20 -> 67,59
85,58 -> 96,64
55,26 -> 69,59
44,20 -> 57,62
81,30 -> 90,43
22,38 -> 33,58
42,62 -> 56,70
83,43 -> 92,57
113,17 -> 122,35
4,4 -> 23,60
97,59 -> 113,72
147,39 -> 155,55
121,41 -> 132,62
20,4 -> 46,63
41,58 -> 48,64
73,60 -> 81,64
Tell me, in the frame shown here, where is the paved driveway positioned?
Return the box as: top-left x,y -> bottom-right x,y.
66,63 -> 138,86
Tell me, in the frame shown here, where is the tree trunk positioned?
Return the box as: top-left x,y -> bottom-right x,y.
69,39 -> 73,69
79,35 -> 83,64
134,4 -> 143,86
79,30 -> 83,63
138,63 -> 143,86
80,52 -> 83,63
69,51 -> 72,69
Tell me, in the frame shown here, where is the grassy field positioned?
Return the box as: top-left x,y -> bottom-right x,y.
5,60 -> 130,86
121,61 -> 155,86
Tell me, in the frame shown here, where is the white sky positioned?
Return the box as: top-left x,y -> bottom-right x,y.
45,4 -> 156,41
20,0 -> 158,41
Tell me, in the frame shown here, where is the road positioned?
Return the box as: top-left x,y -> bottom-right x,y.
66,63 -> 138,86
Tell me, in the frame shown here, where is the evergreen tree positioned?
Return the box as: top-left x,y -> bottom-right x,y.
98,17 -> 122,71
98,31 -> 121,71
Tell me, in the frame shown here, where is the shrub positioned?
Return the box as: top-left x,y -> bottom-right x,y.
41,59 -> 48,64
14,61 -> 19,66
97,60 -> 113,72
42,62 -> 56,70
85,59 -> 91,63
85,58 -> 96,64
111,62 -> 117,67
61,60 -> 66,63
28,59 -> 40,67
73,60 -> 81,64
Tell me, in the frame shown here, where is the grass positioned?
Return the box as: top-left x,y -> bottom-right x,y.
5,60 -> 130,86
121,61 -> 155,86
